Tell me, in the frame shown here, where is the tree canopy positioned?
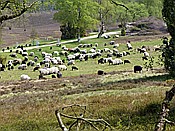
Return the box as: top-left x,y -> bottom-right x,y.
53,0 -> 163,39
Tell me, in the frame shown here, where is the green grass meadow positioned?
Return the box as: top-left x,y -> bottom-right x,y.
1,35 -> 175,131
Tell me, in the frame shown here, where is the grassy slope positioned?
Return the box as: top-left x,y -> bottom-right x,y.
1,35 -> 175,131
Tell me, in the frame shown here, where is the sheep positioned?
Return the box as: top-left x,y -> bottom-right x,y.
39,67 -> 59,76
109,41 -> 115,45
20,74 -> 31,80
95,43 -> 98,47
0,64 -> 5,71
33,66 -> 40,71
29,52 -> 34,56
126,41 -> 132,50
9,53 -> 17,58
58,65 -> 67,71
34,56 -> 39,62
13,59 -> 22,66
57,71 -> 62,78
134,65 -> 142,73
113,43 -> 119,48
52,51 -> 59,56
67,60 -> 75,66
143,52 -> 149,57
103,34 -> 110,39
52,75 -> 56,78
97,70 -> 106,75
98,58 -> 105,64
72,66 -> 78,71
18,64 -> 27,70
108,58 -> 123,65
142,56 -> 148,60
27,60 -> 35,66
124,59 -> 131,64
22,52 -> 28,57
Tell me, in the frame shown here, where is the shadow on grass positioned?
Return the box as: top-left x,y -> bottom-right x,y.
102,73 -> 173,87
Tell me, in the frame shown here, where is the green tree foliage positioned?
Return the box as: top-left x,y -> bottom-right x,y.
161,0 -> 175,76
139,0 -> 163,18
54,0 -> 99,40
127,2 -> 149,21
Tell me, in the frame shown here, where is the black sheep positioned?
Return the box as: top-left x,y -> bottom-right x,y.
124,59 -> 131,64
72,66 -> 79,71
98,70 -> 106,75
134,65 -> 142,73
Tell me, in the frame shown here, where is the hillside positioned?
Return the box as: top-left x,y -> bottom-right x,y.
1,12 -> 60,48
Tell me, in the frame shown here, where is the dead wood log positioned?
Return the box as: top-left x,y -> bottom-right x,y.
55,104 -> 112,131
155,84 -> 175,131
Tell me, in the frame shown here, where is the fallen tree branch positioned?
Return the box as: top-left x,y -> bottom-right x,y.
155,84 -> 175,131
55,104 -> 113,131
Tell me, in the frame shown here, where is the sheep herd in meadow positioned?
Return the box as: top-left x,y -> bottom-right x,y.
0,35 -> 162,81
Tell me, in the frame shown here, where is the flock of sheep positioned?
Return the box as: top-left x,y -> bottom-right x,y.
0,35 -> 161,81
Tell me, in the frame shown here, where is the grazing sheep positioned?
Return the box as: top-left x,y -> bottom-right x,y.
72,66 -> 78,71
9,53 -> 17,58
58,65 -> 67,71
124,59 -> 131,64
134,65 -> 142,73
108,58 -> 123,65
98,58 -> 105,64
142,56 -> 148,60
67,60 -> 75,66
110,41 -> 115,45
18,64 -> 27,70
97,70 -> 106,75
57,71 -> 62,78
33,66 -> 40,71
0,64 -> 5,71
143,52 -> 149,57
126,41 -> 132,50
22,52 -> 28,57
52,75 -> 56,78
45,63 -> 50,68
113,43 -> 119,48
29,52 -> 34,56
20,74 -> 31,80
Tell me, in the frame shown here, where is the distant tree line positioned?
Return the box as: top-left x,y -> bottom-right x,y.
51,0 -> 163,40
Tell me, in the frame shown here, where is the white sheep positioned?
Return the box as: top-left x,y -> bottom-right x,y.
39,68 -> 50,75
39,67 -> 59,75
20,74 -> 31,80
109,58 -> 123,65
144,52 -> 149,57
58,65 -> 67,71
126,41 -> 132,50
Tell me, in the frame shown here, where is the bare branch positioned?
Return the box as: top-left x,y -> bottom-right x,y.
110,0 -> 129,10
0,1 -> 37,23
55,105 -> 113,131
55,110 -> 69,131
